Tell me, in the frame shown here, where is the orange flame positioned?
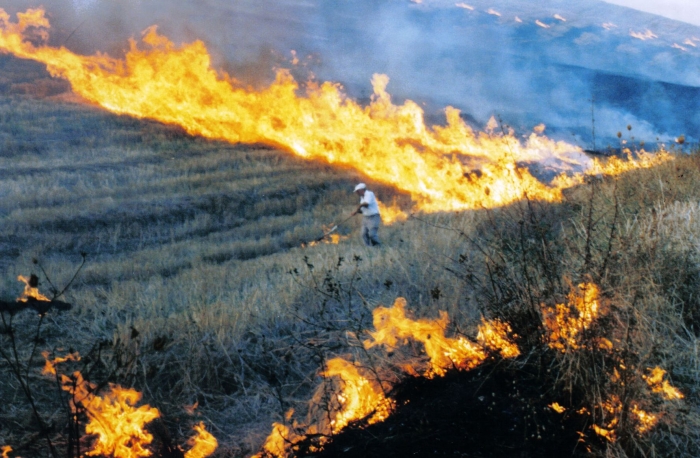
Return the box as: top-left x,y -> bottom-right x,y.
643,367 -> 684,400
549,402 -> 566,414
1,446 -> 12,458
254,422 -> 294,458
43,352 -> 217,458
542,283 -> 601,351
16,275 -> 50,302
183,422 -> 218,458
631,404 -> 658,434
41,350 -> 80,375
364,298 -> 518,377
0,9 -> 671,216
322,358 -> 395,433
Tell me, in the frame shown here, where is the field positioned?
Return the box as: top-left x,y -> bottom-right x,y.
2,54 -> 700,457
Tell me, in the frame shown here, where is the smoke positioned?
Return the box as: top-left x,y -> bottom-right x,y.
4,0 -> 699,146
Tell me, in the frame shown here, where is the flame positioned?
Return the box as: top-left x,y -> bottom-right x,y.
476,319 -> 520,358
631,404 -> 658,434
184,422 -> 218,458
0,9 -> 671,218
549,402 -> 566,414
1,446 -> 12,458
364,298 -> 518,377
378,199 -> 409,224
643,367 -> 684,400
302,224 -> 348,248
593,395 -> 660,440
43,352 -> 217,458
16,275 -> 50,302
42,350 -> 80,375
542,283 -> 601,352
254,423 -> 295,458
322,358 -> 395,433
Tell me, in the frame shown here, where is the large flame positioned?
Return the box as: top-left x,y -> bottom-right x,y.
42,352 -> 217,458
0,9 -> 671,216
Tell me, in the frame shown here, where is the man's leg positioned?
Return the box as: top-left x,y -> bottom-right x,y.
367,215 -> 381,246
361,219 -> 371,246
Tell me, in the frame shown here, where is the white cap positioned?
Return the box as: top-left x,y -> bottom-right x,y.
354,183 -> 366,192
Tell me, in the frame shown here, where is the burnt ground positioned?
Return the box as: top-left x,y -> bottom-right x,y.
294,358 -> 601,458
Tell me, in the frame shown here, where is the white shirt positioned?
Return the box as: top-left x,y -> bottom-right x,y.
360,190 -> 380,216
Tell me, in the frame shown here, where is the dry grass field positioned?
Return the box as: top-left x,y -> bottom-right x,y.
2,55 -> 700,457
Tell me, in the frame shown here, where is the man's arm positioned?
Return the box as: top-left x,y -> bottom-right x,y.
352,202 -> 369,216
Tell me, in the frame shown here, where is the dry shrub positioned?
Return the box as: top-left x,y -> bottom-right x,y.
451,155 -> 700,456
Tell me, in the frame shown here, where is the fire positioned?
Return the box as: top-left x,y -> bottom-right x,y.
549,402 -> 566,414
302,225 -> 348,248
364,297 -> 518,377
0,9 -> 671,217
378,199 -> 409,224
631,404 -> 658,434
17,274 -> 50,302
42,352 -> 217,458
322,358 -> 395,433
254,423 -> 295,458
542,283 -> 601,351
643,367 -> 684,400
42,350 -> 80,375
184,422 -> 218,458
477,318 -> 520,358
1,446 -> 12,458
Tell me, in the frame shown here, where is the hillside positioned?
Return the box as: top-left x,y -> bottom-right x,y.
1,52 -> 700,456
1,10 -> 700,455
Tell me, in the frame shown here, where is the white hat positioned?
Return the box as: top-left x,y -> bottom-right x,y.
354,183 -> 366,192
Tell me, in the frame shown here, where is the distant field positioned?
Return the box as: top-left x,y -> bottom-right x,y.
2,54 -> 700,457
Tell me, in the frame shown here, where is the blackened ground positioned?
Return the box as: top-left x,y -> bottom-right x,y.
296,358 -> 601,458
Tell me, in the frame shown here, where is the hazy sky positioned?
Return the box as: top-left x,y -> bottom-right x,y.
603,0 -> 700,26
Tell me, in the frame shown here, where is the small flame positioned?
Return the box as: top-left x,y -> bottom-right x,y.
1,446 -> 12,458
184,422 -> 219,458
543,283 -> 601,352
476,319 -> 520,358
631,404 -> 658,434
42,350 -> 80,375
17,275 -> 50,302
322,358 -> 395,433
549,402 -> 566,414
254,423 -> 295,458
643,367 -> 683,400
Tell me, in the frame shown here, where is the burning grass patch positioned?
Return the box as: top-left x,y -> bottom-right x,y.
300,357 -> 598,458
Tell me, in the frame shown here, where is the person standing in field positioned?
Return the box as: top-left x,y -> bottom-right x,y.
351,183 -> 381,246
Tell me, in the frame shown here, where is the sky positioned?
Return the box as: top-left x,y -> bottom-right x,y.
603,0 -> 700,26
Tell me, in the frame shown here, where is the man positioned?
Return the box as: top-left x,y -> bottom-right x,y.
351,183 -> 381,246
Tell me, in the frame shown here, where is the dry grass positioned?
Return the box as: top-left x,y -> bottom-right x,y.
1,56 -> 700,457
